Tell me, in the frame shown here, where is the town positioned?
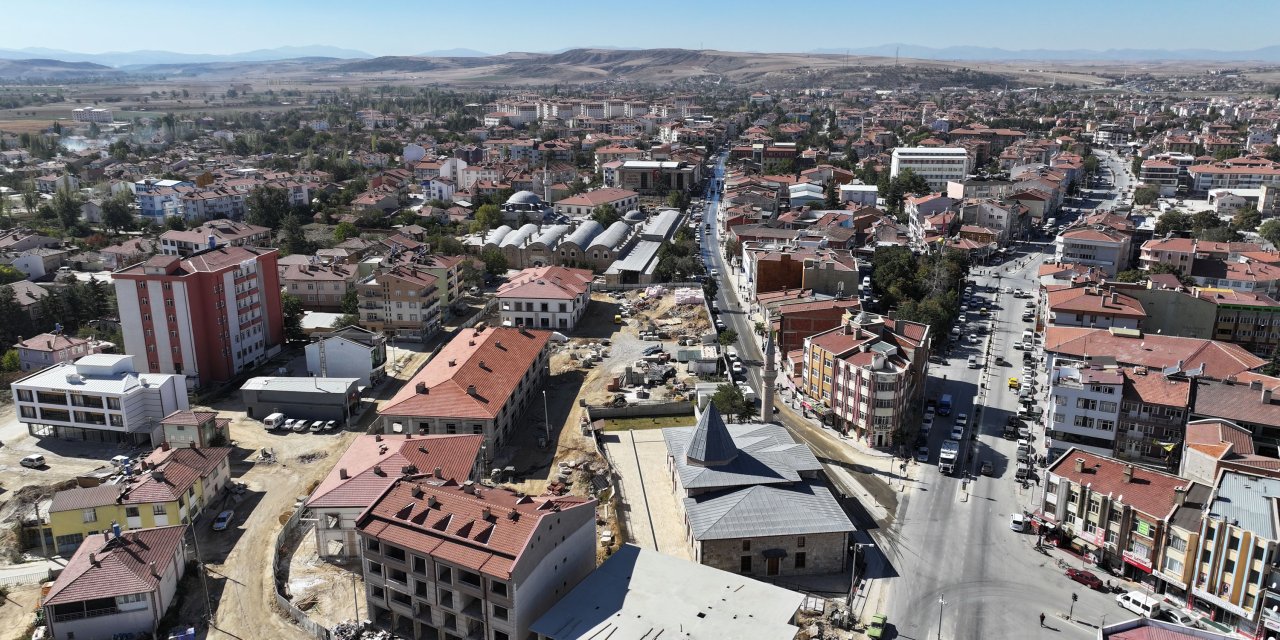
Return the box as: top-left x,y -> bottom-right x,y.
2,11 -> 1280,640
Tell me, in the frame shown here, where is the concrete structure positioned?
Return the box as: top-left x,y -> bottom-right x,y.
306,433 -> 483,559
239,376 -> 360,423
42,526 -> 188,640
615,160 -> 702,194
355,478 -> 596,640
71,107 -> 113,123
12,354 -> 188,444
158,219 -> 271,257
1180,418 -> 1280,487
14,333 -> 109,372
1055,226 -> 1133,277
1190,377 -> 1280,457
1115,367 -> 1191,465
663,405 -> 854,577
113,245 -> 285,389
355,264 -> 442,342
159,409 -> 229,449
280,261 -> 359,312
1045,361 -> 1124,457
530,544 -> 805,640
890,147 -> 971,191
305,326 -> 388,388
496,266 -> 593,331
379,326 -> 552,463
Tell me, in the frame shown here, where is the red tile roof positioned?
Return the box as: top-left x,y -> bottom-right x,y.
1047,287 -> 1146,318
1122,368 -> 1192,408
496,266 -> 593,301
356,479 -> 593,579
1049,449 -> 1188,519
1044,327 -> 1264,380
380,327 -> 551,420
307,434 -> 483,509
44,525 -> 187,606
15,333 -> 94,351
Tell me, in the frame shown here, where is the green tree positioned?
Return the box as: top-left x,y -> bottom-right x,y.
1260,218 -> 1280,248
245,186 -> 291,228
281,293 -> 305,342
100,193 -> 135,233
480,247 -> 508,275
1264,347 -> 1280,377
1214,147 -> 1242,162
824,180 -> 840,209
470,204 -> 503,233
711,383 -> 755,423
20,183 -> 37,215
717,329 -> 738,346
51,189 -> 82,233
1190,209 -> 1224,231
1133,186 -> 1159,206
333,221 -> 359,242
1082,155 -> 1100,176
1154,210 -> 1191,236
459,261 -> 485,289
591,204 -> 620,226
1232,209 -> 1262,232
340,288 -> 359,315
164,215 -> 186,231
0,349 -> 18,372
1114,269 -> 1145,283
279,215 -> 310,256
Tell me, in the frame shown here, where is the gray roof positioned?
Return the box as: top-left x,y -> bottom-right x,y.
685,481 -> 855,540
501,223 -> 539,248
1209,471 -> 1280,539
604,240 -> 662,275
532,224 -> 570,247
686,404 -> 737,465
240,376 -> 359,395
563,221 -> 603,247
663,421 -> 821,491
530,544 -> 804,640
1169,483 -> 1213,532
506,190 -> 542,205
588,221 -> 630,251
484,225 -> 513,247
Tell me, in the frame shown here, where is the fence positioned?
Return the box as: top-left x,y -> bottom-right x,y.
585,400 -> 694,420
0,566 -> 52,587
272,507 -> 332,640
459,298 -> 500,330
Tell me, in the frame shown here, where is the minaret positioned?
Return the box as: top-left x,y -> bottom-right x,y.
762,336 -> 778,422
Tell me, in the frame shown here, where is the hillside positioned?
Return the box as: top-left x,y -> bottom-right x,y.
0,58 -> 124,80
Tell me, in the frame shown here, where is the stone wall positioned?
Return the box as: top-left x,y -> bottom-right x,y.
699,531 -> 847,578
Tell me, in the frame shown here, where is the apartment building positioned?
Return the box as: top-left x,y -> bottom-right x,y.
551,188 -> 639,217
14,333 -> 109,372
1115,367 -> 1191,464
158,219 -> 272,257
1191,377 -> 1280,458
1054,226 -> 1132,277
71,107 -> 113,123
1045,287 -> 1146,330
355,265 -> 442,342
959,199 -> 1028,246
1046,361 -> 1124,457
379,326 -> 552,461
1201,289 -> 1280,357
12,354 -> 188,444
304,326 -> 388,387
355,478 -> 596,640
42,526 -> 188,640
113,245 -> 284,389
46,445 -> 230,553
798,312 -> 930,448
495,266 -> 593,331
889,147 -> 971,191
280,261 -> 359,312
1188,161 -> 1280,193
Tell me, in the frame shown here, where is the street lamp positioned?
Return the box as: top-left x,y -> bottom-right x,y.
937,593 -> 947,640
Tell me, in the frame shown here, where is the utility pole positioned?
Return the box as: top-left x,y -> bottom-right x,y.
542,390 -> 551,442
351,572 -> 361,620
936,593 -> 947,640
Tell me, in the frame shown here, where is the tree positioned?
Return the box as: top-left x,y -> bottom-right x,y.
165,215 -> 186,231
1214,147 -> 1242,162
51,190 -> 82,233
470,204 -> 503,233
1114,269 -> 1146,283
20,183 -> 37,215
480,247 -> 508,275
824,180 -> 840,209
245,186 -> 291,228
340,288 -> 359,315
1190,209 -> 1224,232
459,261 -> 484,290
100,193 -> 135,233
1133,186 -> 1159,206
279,215 -> 310,256
333,221 -> 359,242
717,329 -> 738,346
1260,219 -> 1280,248
591,204 -> 620,226
0,349 -> 18,372
1082,155 -> 1100,176
1264,347 -> 1280,377
1154,210 -> 1191,237
710,383 -> 753,423
281,293 -> 305,342
1232,208 -> 1262,233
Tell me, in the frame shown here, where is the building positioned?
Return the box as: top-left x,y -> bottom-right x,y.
306,433 -> 483,559
531,544 -> 806,640
551,188 -> 639,217
14,333 -> 110,372
615,160 -> 702,194
354,478 -> 596,640
1046,360 -> 1125,457
239,376 -> 360,423
379,326 -> 552,461
1115,367 -> 1192,465
1046,287 -> 1147,330
1181,418 -> 1280,487
71,107 -> 113,123
280,262 -> 359,312
12,354 -> 188,444
46,444 -> 229,551
760,292 -> 862,357
1041,450 -> 1201,584
663,405 -> 854,577
305,326 -> 388,387
159,409 -> 230,449
799,312 -> 930,447
113,246 -> 285,389
1043,327 -> 1265,381
889,147 -> 972,191
1055,226 -> 1133,277
1190,377 -> 1280,457
42,526 -> 188,640
355,264 -> 442,342
158,219 -> 272,257
495,266 -> 593,331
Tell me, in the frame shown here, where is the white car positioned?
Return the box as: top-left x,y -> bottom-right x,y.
967,356 -> 979,368
1010,513 -> 1026,532
921,416 -> 934,434
731,362 -> 744,374
955,413 -> 969,429
950,426 -> 965,440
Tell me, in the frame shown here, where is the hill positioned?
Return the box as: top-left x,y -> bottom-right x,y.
0,58 -> 124,80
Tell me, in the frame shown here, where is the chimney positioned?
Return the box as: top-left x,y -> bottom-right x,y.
416,382 -> 427,394
339,468 -> 349,480
467,384 -> 477,396
375,434 -> 382,442
1074,457 -> 1085,473
89,552 -> 98,565
479,360 -> 486,370
427,496 -> 439,508
434,466 -> 443,479
373,465 -> 385,476
411,485 -> 423,498
1110,292 -> 1118,305
149,561 -> 158,578
1123,464 -> 1134,483
153,469 -> 166,483
1173,486 -> 1187,507
482,507 -> 492,520
161,442 -> 170,452
1251,380 -> 1264,391
1265,388 -> 1274,405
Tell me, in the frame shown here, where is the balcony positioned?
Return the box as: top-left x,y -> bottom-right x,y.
52,605 -> 119,623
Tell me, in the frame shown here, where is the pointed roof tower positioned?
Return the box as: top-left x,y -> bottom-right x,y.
685,403 -> 738,467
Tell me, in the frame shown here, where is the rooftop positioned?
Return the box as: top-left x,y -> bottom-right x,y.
1048,449 -> 1193,520
307,434 -> 483,509
43,525 -> 187,607
1209,470 -> 1280,539
1044,327 -> 1264,380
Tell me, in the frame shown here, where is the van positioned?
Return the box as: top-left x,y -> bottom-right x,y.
1116,591 -> 1162,618
20,454 -> 45,469
938,394 -> 954,416
263,413 -> 286,429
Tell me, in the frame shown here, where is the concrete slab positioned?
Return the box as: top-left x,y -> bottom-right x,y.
601,429 -> 693,561
602,431 -> 658,551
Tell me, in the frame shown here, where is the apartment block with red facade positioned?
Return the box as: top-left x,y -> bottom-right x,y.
113,245 -> 284,389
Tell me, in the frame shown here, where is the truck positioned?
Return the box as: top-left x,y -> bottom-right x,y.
939,440 -> 960,475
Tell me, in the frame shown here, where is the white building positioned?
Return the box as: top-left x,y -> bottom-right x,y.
496,266 -> 594,330
890,147 -> 972,191
839,184 -> 879,206
304,326 -> 387,388
71,107 -> 113,123
1045,361 -> 1123,457
12,354 -> 189,444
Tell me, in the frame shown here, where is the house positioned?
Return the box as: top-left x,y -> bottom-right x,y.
1043,327 -> 1265,381
158,410 -> 229,449
10,247 -> 73,280
378,326 -> 551,464
304,326 -> 388,387
1054,226 -> 1132,277
1190,376 -> 1280,457
355,478 -> 596,640
531,544 -> 806,640
46,445 -> 229,553
279,261 -> 359,312
1044,360 -> 1125,457
663,405 -> 855,577
239,376 -> 360,423
14,333 -> 109,372
495,266 -> 593,331
306,433 -> 483,559
552,188 -> 639,217
159,219 -> 271,257
8,280 -> 49,318
1180,418 -> 1280,486
1045,286 -> 1146,330
42,526 -> 188,640
100,238 -> 159,271
12,354 -> 188,444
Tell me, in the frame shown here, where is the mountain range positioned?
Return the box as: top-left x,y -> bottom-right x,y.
809,43 -> 1280,62
0,45 -> 374,67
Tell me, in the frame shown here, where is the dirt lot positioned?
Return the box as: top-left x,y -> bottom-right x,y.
285,523 -> 363,630
0,583 -> 42,640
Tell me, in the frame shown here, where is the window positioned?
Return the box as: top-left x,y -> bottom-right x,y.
797,536 -> 806,548
368,561 -> 383,576
494,633 -> 509,640
125,506 -> 140,518
82,508 -> 97,523
153,504 -> 166,516
437,565 -> 452,584
1168,536 -> 1187,552
492,604 -> 509,620
742,540 -> 751,552
490,580 -> 508,597
740,556 -> 752,572
366,539 -> 380,553
795,552 -> 806,569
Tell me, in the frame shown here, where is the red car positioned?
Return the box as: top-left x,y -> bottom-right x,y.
1065,568 -> 1105,591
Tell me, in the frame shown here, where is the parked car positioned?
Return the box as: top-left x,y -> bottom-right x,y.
291,419 -> 310,433
309,420 -> 324,433
1008,377 -> 1021,390
1160,608 -> 1200,628
1010,513 -> 1026,532
20,454 -> 45,469
916,447 -> 929,462
324,420 -> 337,431
866,613 -> 887,639
981,460 -> 994,475
1065,568 -> 1105,591
967,356 -> 979,368
212,510 -> 235,532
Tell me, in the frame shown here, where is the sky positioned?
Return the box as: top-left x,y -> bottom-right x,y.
7,0 -> 1280,56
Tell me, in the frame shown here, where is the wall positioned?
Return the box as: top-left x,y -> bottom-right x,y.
586,401 -> 694,420
1128,289 -> 1216,340
274,506 -> 333,639
699,531 -> 847,577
